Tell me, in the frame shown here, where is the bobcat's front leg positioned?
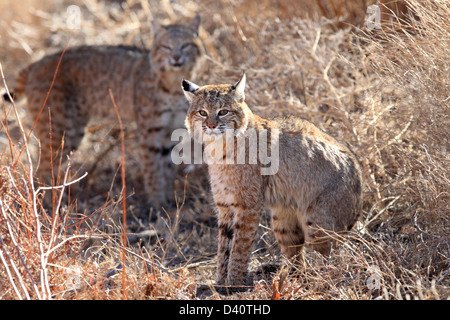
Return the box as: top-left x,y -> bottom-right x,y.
134,101 -> 173,209
226,203 -> 262,286
211,164 -> 263,286
215,203 -> 234,285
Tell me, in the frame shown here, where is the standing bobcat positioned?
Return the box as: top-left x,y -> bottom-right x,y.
3,14 -> 204,208
182,74 -> 363,286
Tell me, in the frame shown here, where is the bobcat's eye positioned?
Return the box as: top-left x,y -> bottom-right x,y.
180,43 -> 194,52
161,44 -> 172,51
218,110 -> 228,116
198,110 -> 207,117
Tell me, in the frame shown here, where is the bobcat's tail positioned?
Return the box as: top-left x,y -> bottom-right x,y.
3,91 -> 15,103
2,65 -> 31,103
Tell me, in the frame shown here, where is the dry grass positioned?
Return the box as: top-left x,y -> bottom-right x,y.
0,0 -> 448,300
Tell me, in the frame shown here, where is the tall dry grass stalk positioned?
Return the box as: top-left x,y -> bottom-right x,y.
359,0 -> 449,258
1,62 -> 51,299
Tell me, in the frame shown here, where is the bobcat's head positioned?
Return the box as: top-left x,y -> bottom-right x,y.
151,14 -> 204,90
182,74 -> 251,141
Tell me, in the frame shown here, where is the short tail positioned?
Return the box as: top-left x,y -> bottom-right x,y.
2,65 -> 31,103
2,91 -> 15,103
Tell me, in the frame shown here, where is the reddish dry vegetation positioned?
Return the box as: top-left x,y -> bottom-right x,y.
0,0 -> 448,299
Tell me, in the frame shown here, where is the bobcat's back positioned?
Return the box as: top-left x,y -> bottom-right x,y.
265,116 -> 362,214
19,45 -> 146,119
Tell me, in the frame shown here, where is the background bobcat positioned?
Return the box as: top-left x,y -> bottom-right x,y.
4,14 -> 204,209
183,74 -> 363,286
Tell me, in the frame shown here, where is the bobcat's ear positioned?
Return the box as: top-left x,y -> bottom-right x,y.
182,79 -> 199,103
152,18 -> 161,35
189,13 -> 201,36
231,73 -> 246,102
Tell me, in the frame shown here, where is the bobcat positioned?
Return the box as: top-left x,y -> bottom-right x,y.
182,74 -> 363,286
3,14 -> 204,209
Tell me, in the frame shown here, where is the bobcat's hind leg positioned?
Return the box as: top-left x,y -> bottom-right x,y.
303,186 -> 361,256
271,206 -> 305,261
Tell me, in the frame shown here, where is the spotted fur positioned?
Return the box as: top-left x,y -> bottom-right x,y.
183,74 -> 363,285
5,14 -> 204,208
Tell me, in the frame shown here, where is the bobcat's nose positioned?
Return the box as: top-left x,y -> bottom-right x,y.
171,55 -> 184,67
207,124 -> 217,129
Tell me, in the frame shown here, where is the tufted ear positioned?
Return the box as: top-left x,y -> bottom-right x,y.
182,79 -> 200,102
188,13 -> 201,35
152,18 -> 161,36
231,73 -> 246,102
